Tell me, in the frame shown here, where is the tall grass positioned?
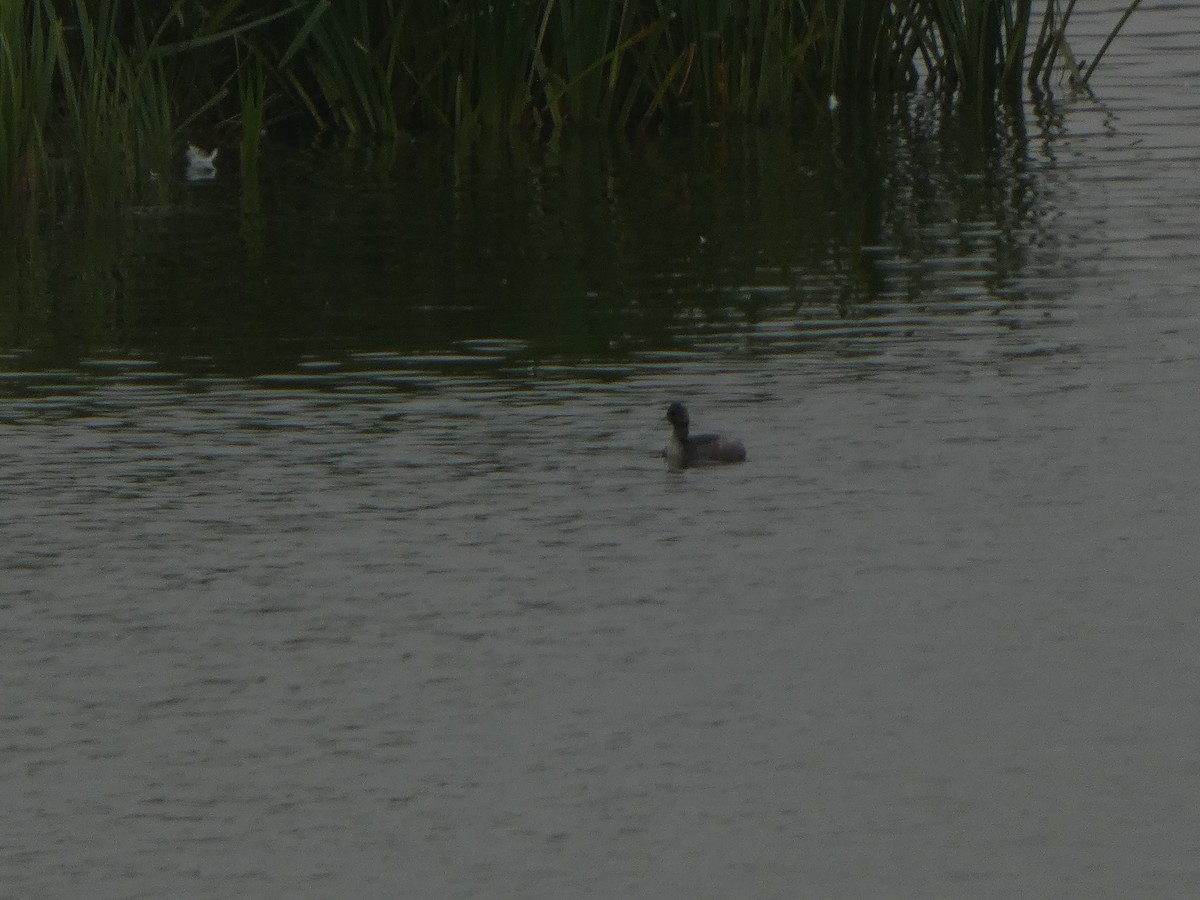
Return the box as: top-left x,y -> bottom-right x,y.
0,3 -> 57,214
270,0 -> 1143,130
1,0 -> 1143,219
54,0 -> 151,202
238,52 -> 267,171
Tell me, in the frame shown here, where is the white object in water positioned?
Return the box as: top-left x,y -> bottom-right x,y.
185,143 -> 218,181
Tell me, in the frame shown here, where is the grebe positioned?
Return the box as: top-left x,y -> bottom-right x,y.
664,402 -> 746,470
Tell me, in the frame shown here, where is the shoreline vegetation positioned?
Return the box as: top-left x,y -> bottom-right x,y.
2,0 -> 1140,218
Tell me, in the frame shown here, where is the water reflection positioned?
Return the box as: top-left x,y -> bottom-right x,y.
1,99 -> 1070,388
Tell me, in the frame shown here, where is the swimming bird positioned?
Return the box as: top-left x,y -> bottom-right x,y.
664,402 -> 746,470
185,144 -> 218,181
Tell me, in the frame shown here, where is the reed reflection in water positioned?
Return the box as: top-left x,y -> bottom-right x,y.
2,98 -> 1062,380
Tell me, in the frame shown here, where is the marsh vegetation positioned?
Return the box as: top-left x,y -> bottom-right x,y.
1,0 -> 1140,219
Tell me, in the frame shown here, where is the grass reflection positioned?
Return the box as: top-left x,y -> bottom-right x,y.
0,101 -> 1065,383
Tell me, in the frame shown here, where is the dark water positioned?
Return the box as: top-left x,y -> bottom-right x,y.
5,6 -> 1200,898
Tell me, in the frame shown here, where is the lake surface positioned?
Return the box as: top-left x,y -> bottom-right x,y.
4,5 -> 1200,898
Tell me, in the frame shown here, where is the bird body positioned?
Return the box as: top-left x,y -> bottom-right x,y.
185,144 -> 218,181
664,402 -> 746,470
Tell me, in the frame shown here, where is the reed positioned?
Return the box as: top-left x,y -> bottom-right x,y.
0,3 -> 57,214
55,0 -> 140,202
1,0 -> 1144,219
238,52 -> 267,171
